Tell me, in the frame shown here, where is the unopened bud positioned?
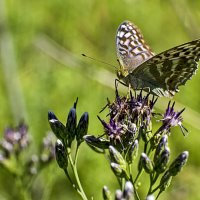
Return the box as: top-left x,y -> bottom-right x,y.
150,133 -> 161,149
146,194 -> 155,200
115,189 -> 123,200
154,147 -> 170,174
126,140 -> 138,164
154,135 -> 168,161
140,125 -> 152,143
84,135 -> 109,153
76,112 -> 89,145
109,146 -> 126,168
66,108 -> 77,147
111,163 -> 123,177
159,171 -> 172,192
48,111 -> 66,140
55,139 -> 68,169
102,186 -> 111,200
138,153 -> 154,174
168,151 -> 189,176
123,181 -> 134,199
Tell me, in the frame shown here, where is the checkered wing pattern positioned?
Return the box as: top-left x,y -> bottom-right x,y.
116,21 -> 200,97
116,21 -> 154,73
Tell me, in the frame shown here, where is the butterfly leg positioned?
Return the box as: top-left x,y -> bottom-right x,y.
115,78 -> 128,88
126,83 -> 131,100
143,87 -> 150,93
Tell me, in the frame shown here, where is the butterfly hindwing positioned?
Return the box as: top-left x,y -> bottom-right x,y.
131,39 -> 200,96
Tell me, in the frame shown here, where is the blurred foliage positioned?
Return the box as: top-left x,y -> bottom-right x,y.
0,0 -> 200,199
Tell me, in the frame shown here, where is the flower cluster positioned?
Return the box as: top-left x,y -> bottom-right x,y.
96,90 -> 157,153
48,98 -> 89,200
0,122 -> 54,175
84,88 -> 189,199
48,87 -> 190,200
0,122 -> 29,161
0,122 -> 55,200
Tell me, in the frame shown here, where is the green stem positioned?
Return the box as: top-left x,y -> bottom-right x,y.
134,168 -> 143,184
148,172 -> 160,195
64,169 -> 77,189
128,164 -> 132,176
68,146 -> 88,200
117,177 -> 122,187
74,144 -> 79,165
15,175 -> 31,200
147,173 -> 154,195
155,190 -> 162,200
151,185 -> 160,193
64,168 -> 87,199
121,178 -> 125,191
134,190 -> 141,200
144,143 -> 148,154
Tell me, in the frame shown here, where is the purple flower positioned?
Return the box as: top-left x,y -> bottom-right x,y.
0,122 -> 30,160
158,101 -> 188,135
98,117 -> 124,140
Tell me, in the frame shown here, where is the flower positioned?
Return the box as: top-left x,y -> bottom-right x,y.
158,101 -> 188,135
0,122 -> 29,160
40,133 -> 55,163
98,117 -> 124,140
98,89 -> 157,151
106,90 -> 157,127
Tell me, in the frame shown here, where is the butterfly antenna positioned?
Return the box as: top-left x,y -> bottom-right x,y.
82,54 -> 117,70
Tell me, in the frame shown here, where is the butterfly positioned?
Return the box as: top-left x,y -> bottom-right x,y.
116,21 -> 200,97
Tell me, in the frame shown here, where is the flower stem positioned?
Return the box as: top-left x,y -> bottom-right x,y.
15,175 -> 31,200
134,168 -> 143,184
68,146 -> 88,200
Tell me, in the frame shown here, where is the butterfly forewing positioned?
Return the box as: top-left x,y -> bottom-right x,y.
116,21 -> 154,73
116,21 -> 200,97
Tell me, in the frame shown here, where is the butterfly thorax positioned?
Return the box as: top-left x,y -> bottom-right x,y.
116,65 -> 129,80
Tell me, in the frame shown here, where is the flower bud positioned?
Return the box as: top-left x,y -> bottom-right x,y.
154,135 -> 168,163
150,133 -> 161,149
126,140 -> 138,164
26,154 -> 39,175
84,135 -> 109,153
39,133 -> 55,164
159,171 -> 172,192
115,189 -> 123,200
48,111 -> 66,140
154,147 -> 170,174
140,126 -> 147,143
76,112 -> 89,145
146,194 -> 155,200
66,108 -> 77,147
55,139 -> 68,169
110,163 -> 123,177
138,153 -> 154,174
123,181 -> 134,199
109,146 -> 126,168
102,186 -> 111,200
168,151 -> 189,176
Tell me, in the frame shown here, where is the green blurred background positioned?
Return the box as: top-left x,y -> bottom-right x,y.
1,0 -> 200,199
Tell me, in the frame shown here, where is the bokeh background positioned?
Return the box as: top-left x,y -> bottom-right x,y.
1,0 -> 200,199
